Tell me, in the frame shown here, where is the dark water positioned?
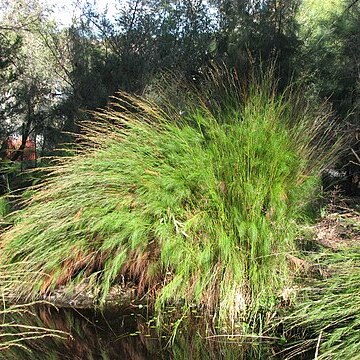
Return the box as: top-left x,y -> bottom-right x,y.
0,304 -> 300,360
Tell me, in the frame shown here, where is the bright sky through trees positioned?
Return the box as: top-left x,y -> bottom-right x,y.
41,0 -> 118,27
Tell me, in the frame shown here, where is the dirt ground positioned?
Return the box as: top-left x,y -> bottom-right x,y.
314,196 -> 360,250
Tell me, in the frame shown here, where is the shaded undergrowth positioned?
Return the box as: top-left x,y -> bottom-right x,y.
0,68 -> 342,330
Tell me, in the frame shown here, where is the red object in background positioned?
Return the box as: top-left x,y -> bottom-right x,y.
4,136 -> 36,161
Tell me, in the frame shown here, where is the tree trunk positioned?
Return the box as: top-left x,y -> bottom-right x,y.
10,94 -> 33,162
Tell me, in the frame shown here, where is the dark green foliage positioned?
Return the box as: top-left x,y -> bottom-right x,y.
294,0 -> 360,194
214,0 -> 301,88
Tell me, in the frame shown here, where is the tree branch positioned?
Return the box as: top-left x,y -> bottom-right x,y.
346,0 -> 359,11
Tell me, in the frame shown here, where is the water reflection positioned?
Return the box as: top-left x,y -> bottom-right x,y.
1,304 -> 282,359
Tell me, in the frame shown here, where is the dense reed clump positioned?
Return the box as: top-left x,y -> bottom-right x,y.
284,249 -> 360,359
0,69 -> 341,328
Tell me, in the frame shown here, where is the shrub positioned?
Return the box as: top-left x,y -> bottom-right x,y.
0,68 -> 341,329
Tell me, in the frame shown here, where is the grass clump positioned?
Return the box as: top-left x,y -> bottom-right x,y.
0,68 -> 341,329
284,249 -> 360,359
0,197 -> 9,221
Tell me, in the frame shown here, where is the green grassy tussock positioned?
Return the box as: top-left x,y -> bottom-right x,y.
0,70 -> 340,327
285,249 -> 360,359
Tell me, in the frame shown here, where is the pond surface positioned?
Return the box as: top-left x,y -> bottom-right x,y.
0,304 -> 308,360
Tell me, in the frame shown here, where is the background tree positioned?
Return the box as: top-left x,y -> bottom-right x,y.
0,32 -> 22,155
294,0 -> 360,193
211,0 -> 301,87
0,0 -> 72,158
